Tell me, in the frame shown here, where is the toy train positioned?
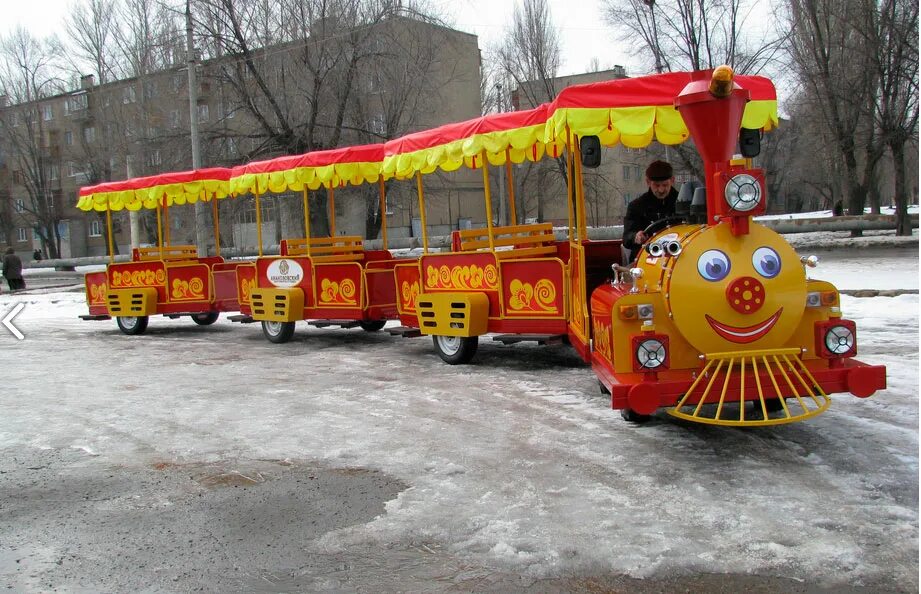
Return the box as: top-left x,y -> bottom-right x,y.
78,67 -> 886,426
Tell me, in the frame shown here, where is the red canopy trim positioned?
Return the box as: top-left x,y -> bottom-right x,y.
76,167 -> 233,212
230,143 -> 386,195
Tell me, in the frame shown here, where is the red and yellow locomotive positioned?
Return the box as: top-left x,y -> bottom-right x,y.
588,67 -> 886,425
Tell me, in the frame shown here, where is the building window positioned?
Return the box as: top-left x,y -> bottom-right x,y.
49,165 -> 59,180
89,219 -> 103,237
64,130 -> 73,146
623,165 -> 631,181
10,112 -> 20,127
17,228 -> 27,242
42,104 -> 53,121
624,193 -> 631,205
634,165 -> 641,181
83,126 -> 95,143
68,162 -> 84,177
14,199 -> 25,213
368,114 -> 386,135
147,150 -> 161,167
123,86 -> 137,104
169,110 -> 180,128
222,101 -> 235,119
197,104 -> 209,123
65,93 -> 87,114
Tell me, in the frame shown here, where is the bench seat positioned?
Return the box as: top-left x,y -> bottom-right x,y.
455,223 -> 556,260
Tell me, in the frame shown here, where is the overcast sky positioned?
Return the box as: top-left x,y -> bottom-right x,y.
5,0 -> 636,77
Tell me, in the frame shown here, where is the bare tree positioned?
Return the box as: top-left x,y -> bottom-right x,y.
873,0 -> 918,235
786,0 -> 890,226
601,0 -> 786,75
0,28 -> 67,258
65,0 -> 119,85
491,0 -> 567,225
194,0 -> 458,238
496,0 -> 561,107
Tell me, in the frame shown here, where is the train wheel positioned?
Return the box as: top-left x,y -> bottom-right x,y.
262,321 -> 295,344
191,312 -> 219,326
359,320 -> 386,332
432,335 -> 478,365
116,316 -> 149,336
765,398 -> 786,413
620,408 -> 651,423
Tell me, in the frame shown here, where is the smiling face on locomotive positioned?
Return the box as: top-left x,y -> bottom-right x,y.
665,222 -> 807,355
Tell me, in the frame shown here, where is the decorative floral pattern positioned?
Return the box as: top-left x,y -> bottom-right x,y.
89,282 -> 108,305
111,268 -> 166,287
507,279 -> 558,313
593,319 -> 612,362
171,277 -> 205,300
320,278 -> 357,306
425,264 -> 498,290
570,249 -> 586,335
401,280 -> 420,312
240,277 -> 257,304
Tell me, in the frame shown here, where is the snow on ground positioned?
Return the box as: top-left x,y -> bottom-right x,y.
0,239 -> 917,589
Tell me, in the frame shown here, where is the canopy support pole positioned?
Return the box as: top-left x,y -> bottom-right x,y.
505,149 -> 516,225
379,177 -> 388,250
573,134 -> 587,242
302,189 -> 312,257
163,196 -> 171,247
565,127 -> 575,243
328,186 -> 336,237
211,193 -> 221,258
255,192 -> 263,257
480,150 -> 496,251
105,206 -> 115,264
156,205 -> 164,259
415,172 -> 429,253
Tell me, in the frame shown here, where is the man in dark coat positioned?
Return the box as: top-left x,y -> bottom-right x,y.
622,160 -> 679,262
2,247 -> 25,291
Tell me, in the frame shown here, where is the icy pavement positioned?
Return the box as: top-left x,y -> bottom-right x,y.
0,256 -> 916,591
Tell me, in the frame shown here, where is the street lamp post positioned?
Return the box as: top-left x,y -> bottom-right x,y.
186,0 -> 211,255
644,0 -> 664,74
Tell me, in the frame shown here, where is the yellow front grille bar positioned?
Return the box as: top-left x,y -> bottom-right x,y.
667,347 -> 831,427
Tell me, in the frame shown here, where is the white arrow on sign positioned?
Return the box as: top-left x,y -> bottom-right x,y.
2,302 -> 24,340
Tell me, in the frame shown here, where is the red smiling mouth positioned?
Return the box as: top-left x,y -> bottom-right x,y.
705,309 -> 783,344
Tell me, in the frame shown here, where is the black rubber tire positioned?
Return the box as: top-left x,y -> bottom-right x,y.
621,408 -> 652,423
765,398 -> 786,413
359,320 -> 386,332
116,316 -> 149,336
262,320 -> 295,344
432,335 -> 479,365
191,312 -> 219,326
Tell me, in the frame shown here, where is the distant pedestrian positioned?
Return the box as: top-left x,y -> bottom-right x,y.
33,249 -> 42,261
833,200 -> 844,216
2,247 -> 25,292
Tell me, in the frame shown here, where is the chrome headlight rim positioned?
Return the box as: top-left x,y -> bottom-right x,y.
636,338 -> 667,369
724,173 -> 761,212
824,325 -> 855,355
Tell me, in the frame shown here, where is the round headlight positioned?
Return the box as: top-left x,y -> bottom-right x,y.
825,325 -> 855,355
636,339 -> 666,369
724,174 -> 761,212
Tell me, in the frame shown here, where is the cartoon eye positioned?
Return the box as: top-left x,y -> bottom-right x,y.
697,250 -> 731,282
752,247 -> 781,279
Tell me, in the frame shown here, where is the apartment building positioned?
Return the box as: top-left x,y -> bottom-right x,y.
0,12 -> 483,259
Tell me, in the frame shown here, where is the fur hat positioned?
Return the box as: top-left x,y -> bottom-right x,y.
645,160 -> 673,181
